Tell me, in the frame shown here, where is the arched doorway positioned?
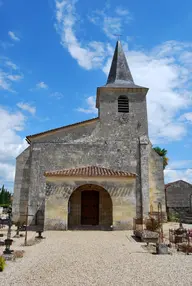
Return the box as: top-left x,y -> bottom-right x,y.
81,190 -> 99,225
68,184 -> 112,230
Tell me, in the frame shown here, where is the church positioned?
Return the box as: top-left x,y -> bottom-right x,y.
12,41 -> 166,230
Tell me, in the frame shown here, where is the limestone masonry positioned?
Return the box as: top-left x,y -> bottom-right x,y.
12,41 -> 166,230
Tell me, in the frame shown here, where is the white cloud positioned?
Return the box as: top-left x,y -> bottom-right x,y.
0,163 -> 15,182
54,1 -> 192,143
55,0 -> 106,70
0,70 -> 12,91
7,74 -> 23,81
88,6 -> 132,39
167,160 -> 192,169
103,41 -> 192,143
164,169 -> 192,184
6,61 -> 18,70
36,81 -> 48,89
115,7 -> 131,16
98,6 -> 132,39
103,17 -> 122,39
17,102 -> 36,115
0,58 -> 23,91
8,31 -> 20,42
179,112 -> 192,123
50,91 -> 64,99
78,41 -> 192,142
0,106 -> 28,187
0,107 -> 27,160
77,96 -> 97,114
164,160 -> 192,183
0,41 -> 14,49
179,51 -> 192,65
0,70 -> 23,91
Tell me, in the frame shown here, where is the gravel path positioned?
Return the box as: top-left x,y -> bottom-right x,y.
1,229 -> 192,286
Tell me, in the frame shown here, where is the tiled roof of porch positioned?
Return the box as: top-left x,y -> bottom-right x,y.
44,166 -> 137,178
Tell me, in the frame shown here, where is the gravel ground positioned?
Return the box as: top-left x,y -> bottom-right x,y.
0,223 -> 192,286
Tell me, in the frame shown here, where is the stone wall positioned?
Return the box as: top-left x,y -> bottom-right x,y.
12,147 -> 31,224
148,148 -> 166,216
12,86 -> 166,230
25,88 -> 149,228
139,136 -> 150,218
32,119 -> 99,143
165,180 -> 192,208
44,179 -> 136,230
165,180 -> 192,218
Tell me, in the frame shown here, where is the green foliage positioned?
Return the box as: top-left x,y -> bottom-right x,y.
153,146 -> 169,169
145,217 -> 161,232
0,256 -> 6,271
168,212 -> 180,222
0,185 -> 11,206
0,204 -> 10,207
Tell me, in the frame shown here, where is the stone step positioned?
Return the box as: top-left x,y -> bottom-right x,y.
69,225 -> 111,231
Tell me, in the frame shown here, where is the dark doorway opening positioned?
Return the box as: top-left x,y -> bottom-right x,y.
81,191 -> 99,225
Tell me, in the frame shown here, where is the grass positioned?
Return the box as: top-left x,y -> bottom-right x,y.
0,256 -> 6,271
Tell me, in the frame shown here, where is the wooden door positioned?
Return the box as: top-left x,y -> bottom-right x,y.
81,191 -> 99,225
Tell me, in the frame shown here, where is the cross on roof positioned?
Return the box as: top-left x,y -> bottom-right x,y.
113,34 -> 122,40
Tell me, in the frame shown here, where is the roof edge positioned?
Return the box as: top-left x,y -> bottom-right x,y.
97,86 -> 149,91
44,166 -> 137,178
165,179 -> 192,189
26,117 -> 99,143
44,173 -> 137,178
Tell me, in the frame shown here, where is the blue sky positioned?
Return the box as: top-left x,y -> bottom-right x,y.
1,0 -> 192,191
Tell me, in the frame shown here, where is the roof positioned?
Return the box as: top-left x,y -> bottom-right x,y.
105,41 -> 146,89
165,180 -> 192,189
44,166 -> 137,178
26,117 -> 99,143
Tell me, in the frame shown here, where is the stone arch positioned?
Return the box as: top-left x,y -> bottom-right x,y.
68,184 -> 113,230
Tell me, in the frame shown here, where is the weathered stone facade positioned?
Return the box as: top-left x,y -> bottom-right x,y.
12,41 -> 166,230
44,178 -> 136,230
149,148 -> 166,214
165,180 -> 192,219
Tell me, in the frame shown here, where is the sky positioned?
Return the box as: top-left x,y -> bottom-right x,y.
1,0 -> 192,192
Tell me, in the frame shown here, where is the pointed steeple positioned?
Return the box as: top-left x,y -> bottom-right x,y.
106,41 -> 141,88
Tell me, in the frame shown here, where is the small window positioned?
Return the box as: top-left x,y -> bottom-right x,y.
118,95 -> 129,113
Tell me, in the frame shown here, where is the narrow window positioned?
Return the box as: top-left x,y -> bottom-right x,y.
118,95 -> 129,113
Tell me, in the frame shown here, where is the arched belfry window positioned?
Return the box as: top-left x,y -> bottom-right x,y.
118,95 -> 129,113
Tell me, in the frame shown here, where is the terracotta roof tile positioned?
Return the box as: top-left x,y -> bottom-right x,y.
44,166 -> 137,178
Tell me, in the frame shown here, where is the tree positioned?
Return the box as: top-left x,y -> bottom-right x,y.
153,146 -> 168,169
0,185 -> 12,206
0,185 -> 5,205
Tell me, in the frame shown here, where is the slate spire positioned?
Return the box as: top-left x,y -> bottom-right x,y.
106,41 -> 139,88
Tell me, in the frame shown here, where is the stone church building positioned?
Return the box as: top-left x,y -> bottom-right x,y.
12,41 -> 166,230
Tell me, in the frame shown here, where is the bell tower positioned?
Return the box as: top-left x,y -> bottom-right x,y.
96,41 -> 149,138
95,41 -> 151,219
